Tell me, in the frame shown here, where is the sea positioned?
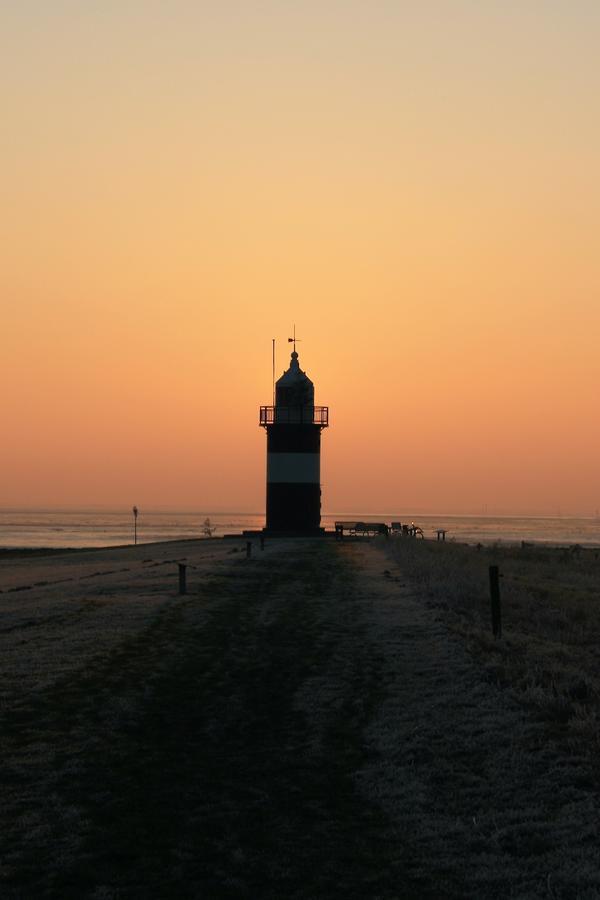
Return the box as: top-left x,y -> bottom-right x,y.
0,510 -> 599,549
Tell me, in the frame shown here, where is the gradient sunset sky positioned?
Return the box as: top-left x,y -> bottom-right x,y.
2,2 -> 599,515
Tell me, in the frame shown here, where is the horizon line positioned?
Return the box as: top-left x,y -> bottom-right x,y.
0,506 -> 598,521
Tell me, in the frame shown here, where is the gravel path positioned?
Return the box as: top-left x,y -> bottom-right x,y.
1,538 -> 598,898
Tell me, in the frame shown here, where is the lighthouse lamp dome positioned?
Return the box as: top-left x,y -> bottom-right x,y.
275,350 -> 314,408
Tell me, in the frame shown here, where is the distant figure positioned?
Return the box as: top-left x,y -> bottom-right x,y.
203,517 -> 216,538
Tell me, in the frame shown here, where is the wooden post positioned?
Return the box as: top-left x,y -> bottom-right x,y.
246,541 -> 252,559
489,565 -> 501,638
178,563 -> 187,595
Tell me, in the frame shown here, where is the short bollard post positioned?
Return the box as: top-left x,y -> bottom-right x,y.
178,563 -> 187,595
489,565 -> 501,638
260,535 -> 265,550
246,541 -> 252,559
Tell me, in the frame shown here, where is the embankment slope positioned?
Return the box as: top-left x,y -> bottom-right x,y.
1,539 -> 598,898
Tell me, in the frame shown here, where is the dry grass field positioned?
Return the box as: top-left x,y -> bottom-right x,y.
386,537 -> 600,758
1,537 -> 599,898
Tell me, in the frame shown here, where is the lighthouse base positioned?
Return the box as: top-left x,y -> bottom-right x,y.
261,527 -> 325,538
266,482 -> 321,533
239,527 -> 327,540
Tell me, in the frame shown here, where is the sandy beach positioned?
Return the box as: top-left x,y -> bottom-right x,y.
2,537 -> 600,898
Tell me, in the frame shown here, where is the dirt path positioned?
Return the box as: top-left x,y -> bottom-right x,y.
2,539 -> 599,898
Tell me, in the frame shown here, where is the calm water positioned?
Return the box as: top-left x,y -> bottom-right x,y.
0,510 -> 599,549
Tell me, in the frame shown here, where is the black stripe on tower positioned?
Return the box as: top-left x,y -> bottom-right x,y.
266,483 -> 321,532
266,424 -> 321,454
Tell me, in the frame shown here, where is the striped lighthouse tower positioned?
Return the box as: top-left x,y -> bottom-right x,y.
260,347 -> 329,533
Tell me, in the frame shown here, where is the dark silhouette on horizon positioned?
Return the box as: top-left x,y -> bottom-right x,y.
260,347 -> 328,533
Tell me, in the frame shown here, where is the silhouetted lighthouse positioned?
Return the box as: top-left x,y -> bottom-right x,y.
260,347 -> 329,533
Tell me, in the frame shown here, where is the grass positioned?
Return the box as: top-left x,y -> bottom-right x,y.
3,537 -> 600,898
1,542 -> 422,899
386,536 -> 600,756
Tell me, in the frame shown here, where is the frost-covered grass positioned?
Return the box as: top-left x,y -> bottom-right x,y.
2,540 -> 406,898
386,536 -> 600,753
3,538 -> 600,898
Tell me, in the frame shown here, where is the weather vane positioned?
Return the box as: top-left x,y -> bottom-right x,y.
287,325 -> 301,353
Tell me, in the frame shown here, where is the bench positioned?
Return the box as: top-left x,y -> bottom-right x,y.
335,521 -> 389,539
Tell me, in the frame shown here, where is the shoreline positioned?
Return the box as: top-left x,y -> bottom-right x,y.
0,537 -> 213,560
2,512 -> 599,555
2,534 -> 599,559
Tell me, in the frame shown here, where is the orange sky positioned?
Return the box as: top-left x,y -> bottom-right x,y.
2,2 -> 599,515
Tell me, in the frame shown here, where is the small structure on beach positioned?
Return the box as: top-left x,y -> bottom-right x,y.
260,346 -> 328,533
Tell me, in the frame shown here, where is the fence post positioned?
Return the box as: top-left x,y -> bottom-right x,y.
489,565 -> 501,638
246,541 -> 252,559
178,563 -> 187,595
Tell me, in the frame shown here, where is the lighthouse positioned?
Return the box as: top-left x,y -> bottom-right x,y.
260,348 -> 329,533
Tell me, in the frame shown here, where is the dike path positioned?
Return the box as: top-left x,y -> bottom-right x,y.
1,538 -> 599,899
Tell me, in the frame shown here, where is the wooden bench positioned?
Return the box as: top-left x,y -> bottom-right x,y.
335,521 -> 389,539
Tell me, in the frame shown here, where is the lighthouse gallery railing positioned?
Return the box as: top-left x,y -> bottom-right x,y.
259,406 -> 329,426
